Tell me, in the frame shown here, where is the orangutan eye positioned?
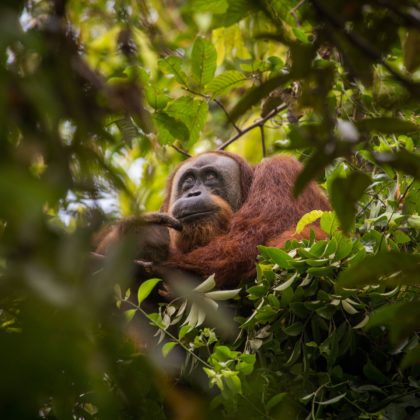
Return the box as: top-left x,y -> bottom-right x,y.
182,175 -> 195,190
204,171 -> 217,182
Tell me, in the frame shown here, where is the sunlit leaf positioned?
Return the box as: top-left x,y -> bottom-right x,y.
191,37 -> 217,89
162,342 -> 177,358
153,111 -> 190,144
167,96 -> 209,146
258,246 -> 293,268
206,70 -> 247,97
295,210 -> 324,233
190,0 -> 228,13
266,392 -> 288,411
158,56 -> 188,85
137,278 -> 162,306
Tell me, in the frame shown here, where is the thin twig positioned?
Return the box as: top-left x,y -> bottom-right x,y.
291,0 -> 306,13
217,103 -> 287,150
90,251 -> 154,268
259,125 -> 266,157
290,0 -> 306,25
213,98 -> 242,133
171,144 -> 191,158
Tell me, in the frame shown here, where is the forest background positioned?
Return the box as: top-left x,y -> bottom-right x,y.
0,0 -> 419,418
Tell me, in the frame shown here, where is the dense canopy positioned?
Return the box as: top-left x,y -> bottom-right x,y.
0,1 -> 419,418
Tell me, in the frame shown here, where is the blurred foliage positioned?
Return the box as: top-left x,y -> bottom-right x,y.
0,0 -> 419,418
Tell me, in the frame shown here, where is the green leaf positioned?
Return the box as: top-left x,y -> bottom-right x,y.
191,37 -> 217,89
320,211 -> 340,235
247,284 -> 268,298
158,56 -> 188,85
353,315 -> 369,329
305,258 -> 329,267
285,340 -> 301,366
137,278 -> 161,306
363,358 -> 389,385
224,374 -> 242,394
294,150 -> 333,196
258,246 -> 293,269
367,301 -> 420,342
147,312 -> 165,329
145,85 -> 169,110
283,321 -> 303,336
162,342 -> 177,358
401,345 -> 420,369
337,252 -> 420,289
356,118 -> 419,134
178,325 -> 192,340
266,393 -> 288,411
189,0 -> 228,13
373,150 -> 420,180
206,70 -> 247,97
153,112 -> 190,144
274,273 -> 298,291
167,96 -> 209,146
221,0 -> 255,26
393,230 -> 411,244
307,266 -> 333,277
366,302 -> 404,329
124,309 -> 136,322
408,215 -> 420,229
330,171 -> 371,233
295,210 -> 324,233
335,235 -> 354,260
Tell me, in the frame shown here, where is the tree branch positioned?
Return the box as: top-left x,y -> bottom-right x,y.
171,144 -> 191,158
217,103 -> 287,150
290,0 -> 306,26
259,125 -> 266,157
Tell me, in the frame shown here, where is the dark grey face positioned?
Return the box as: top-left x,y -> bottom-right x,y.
169,154 -> 241,223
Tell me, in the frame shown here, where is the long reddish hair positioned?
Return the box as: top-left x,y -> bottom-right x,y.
164,154 -> 330,288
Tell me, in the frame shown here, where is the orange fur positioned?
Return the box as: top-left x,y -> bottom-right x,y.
165,153 -> 330,288
170,195 -> 233,253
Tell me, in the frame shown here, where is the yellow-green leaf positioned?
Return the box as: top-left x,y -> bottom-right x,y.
137,278 -> 161,306
295,210 -> 324,233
